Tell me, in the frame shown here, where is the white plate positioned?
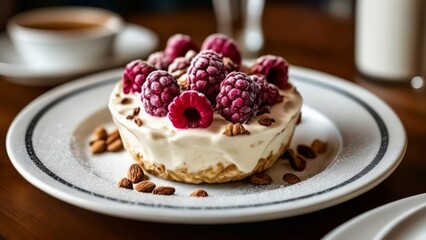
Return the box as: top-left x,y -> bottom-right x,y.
6,66 -> 406,224
0,24 -> 158,86
323,193 -> 426,240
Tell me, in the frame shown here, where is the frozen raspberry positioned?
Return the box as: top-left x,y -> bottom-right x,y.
123,60 -> 156,94
164,34 -> 199,61
250,74 -> 283,106
249,55 -> 289,89
168,90 -> 213,129
216,72 -> 261,123
147,51 -> 172,70
140,70 -> 180,117
201,33 -> 242,66
187,50 -> 226,103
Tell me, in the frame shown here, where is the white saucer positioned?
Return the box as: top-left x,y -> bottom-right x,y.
0,23 -> 158,86
6,66 -> 406,224
323,193 -> 426,239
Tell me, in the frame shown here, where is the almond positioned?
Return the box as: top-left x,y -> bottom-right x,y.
283,173 -> 301,185
297,144 -> 316,159
127,164 -> 144,183
117,178 -> 133,189
91,140 -> 106,154
134,181 -> 156,193
107,138 -> 123,152
134,117 -> 143,126
289,155 -> 306,171
250,173 -> 273,185
106,129 -> 120,145
311,139 -> 328,153
153,186 -> 175,195
94,127 -> 107,140
190,189 -> 208,197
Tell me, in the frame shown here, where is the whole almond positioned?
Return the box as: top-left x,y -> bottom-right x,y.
134,117 -> 143,126
153,186 -> 175,195
311,139 -> 328,153
127,164 -> 144,183
190,189 -> 208,197
91,140 -> 106,154
107,138 -> 123,152
117,178 -> 133,189
283,173 -> 301,185
289,155 -> 306,171
297,144 -> 316,159
94,127 -> 108,140
134,181 -> 156,193
250,173 -> 273,185
106,129 -> 120,145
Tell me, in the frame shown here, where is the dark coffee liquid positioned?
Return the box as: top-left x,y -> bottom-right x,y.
23,22 -> 100,30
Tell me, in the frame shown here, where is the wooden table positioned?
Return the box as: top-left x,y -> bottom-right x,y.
1,3 -> 425,239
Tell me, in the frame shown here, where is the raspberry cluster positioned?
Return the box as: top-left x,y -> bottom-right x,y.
121,33 -> 291,129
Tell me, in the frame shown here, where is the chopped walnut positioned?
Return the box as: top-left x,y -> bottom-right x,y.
224,123 -> 250,136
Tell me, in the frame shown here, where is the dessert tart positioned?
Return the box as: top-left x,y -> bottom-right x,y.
109,33 -> 302,183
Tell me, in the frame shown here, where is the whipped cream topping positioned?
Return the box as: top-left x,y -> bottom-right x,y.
109,82 -> 302,173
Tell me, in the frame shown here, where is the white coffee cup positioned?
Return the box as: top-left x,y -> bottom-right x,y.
7,6 -> 124,70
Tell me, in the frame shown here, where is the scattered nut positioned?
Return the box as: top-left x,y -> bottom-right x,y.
190,189 -> 208,197
280,149 -> 295,161
153,186 -> 175,195
91,140 -> 106,154
93,127 -> 108,140
134,181 -> 156,193
106,129 -> 120,145
107,138 -> 123,152
132,107 -> 140,116
297,144 -> 316,159
121,98 -> 132,104
224,123 -> 250,136
117,178 -> 133,189
127,164 -> 145,183
134,117 -> 143,126
250,173 -> 273,185
126,114 -> 134,120
289,155 -> 306,171
311,139 -> 327,154
283,173 -> 301,185
177,74 -> 188,90
258,114 -> 275,126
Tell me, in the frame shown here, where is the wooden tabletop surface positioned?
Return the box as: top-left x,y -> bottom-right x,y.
1,3 -> 425,239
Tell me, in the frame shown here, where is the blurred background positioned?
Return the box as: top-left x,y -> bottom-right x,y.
0,0 -> 355,31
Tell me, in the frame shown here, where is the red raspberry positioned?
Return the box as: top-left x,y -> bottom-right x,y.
164,34 -> 199,61
249,55 -> 289,89
187,50 -> 226,103
147,51 -> 172,70
122,60 -> 156,94
216,72 -> 261,123
168,90 -> 213,129
140,70 -> 180,117
201,33 -> 242,66
250,74 -> 283,106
